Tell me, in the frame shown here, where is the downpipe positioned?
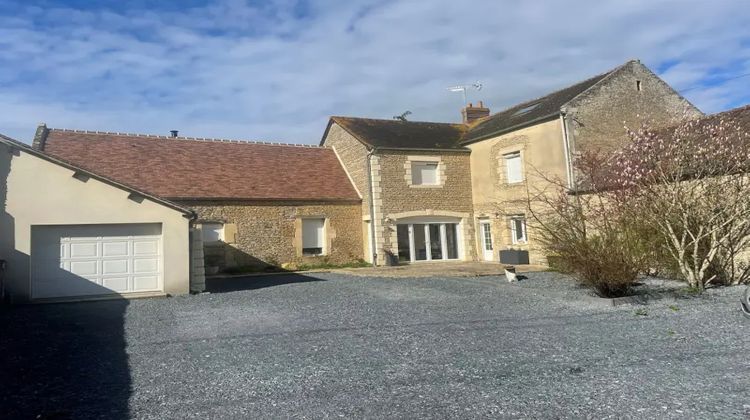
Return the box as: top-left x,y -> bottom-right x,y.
366,148 -> 378,267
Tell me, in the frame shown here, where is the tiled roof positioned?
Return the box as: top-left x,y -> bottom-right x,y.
328,117 -> 468,150
0,132 -> 193,215
327,62 -> 633,149
461,68 -> 620,144
655,104 -> 750,145
39,129 -> 361,202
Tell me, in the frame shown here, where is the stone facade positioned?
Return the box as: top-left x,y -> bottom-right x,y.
468,119 -> 567,265
322,123 -> 477,264
376,150 -> 476,261
566,60 -> 702,155
186,201 -> 363,271
466,62 -> 703,266
322,61 -> 701,267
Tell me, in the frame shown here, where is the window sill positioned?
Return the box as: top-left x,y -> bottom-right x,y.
409,184 -> 443,189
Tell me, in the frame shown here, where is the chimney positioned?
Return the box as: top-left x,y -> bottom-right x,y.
170,130 -> 179,138
461,101 -> 490,124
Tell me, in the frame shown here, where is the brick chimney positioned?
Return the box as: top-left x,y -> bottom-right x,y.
461,101 -> 490,124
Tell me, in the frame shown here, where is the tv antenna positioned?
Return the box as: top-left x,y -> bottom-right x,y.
393,110 -> 412,121
447,81 -> 482,105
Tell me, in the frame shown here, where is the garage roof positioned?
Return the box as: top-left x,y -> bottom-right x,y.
0,133 -> 193,216
36,128 -> 361,203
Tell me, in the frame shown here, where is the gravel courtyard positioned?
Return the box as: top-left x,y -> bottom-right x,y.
2,272 -> 748,419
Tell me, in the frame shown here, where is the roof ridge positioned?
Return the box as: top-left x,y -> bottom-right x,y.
47,128 -> 324,148
331,116 -> 463,127
709,103 -> 750,117
486,65 -> 621,117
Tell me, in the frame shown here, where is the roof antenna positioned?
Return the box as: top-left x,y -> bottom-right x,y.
447,81 -> 482,105
393,110 -> 412,121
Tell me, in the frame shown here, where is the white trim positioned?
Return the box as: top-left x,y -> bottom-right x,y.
478,218 -> 494,261
396,220 -> 462,263
509,215 -> 527,245
559,113 -> 574,189
386,209 -> 470,220
407,155 -> 441,162
405,156 -> 446,188
503,151 -> 524,184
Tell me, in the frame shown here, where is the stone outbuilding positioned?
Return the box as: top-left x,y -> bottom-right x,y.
35,128 -> 363,273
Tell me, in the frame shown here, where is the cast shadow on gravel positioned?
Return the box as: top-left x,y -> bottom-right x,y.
0,299 -> 131,419
205,273 -> 326,293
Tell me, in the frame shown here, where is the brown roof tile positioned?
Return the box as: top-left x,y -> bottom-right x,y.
41,129 -> 361,202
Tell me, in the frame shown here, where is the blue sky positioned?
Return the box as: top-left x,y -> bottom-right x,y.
1,0 -> 749,144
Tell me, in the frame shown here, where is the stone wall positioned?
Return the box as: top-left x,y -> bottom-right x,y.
567,60 -> 702,155
321,124 -> 369,215
376,150 -> 477,261
186,201 -> 363,270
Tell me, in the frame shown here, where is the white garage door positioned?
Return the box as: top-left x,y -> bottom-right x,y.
31,224 -> 163,299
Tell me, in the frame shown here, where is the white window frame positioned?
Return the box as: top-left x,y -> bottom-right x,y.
411,161 -> 440,186
509,216 -> 527,244
302,218 -> 326,256
201,223 -> 224,243
397,222 -> 461,263
504,151 -> 523,184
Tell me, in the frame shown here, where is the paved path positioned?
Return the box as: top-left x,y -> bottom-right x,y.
1,272 -> 748,419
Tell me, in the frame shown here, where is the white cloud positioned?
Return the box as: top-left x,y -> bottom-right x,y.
0,0 -> 749,144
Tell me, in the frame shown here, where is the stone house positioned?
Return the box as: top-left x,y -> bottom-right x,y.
27,58 -> 703,276
321,117 -> 475,265
34,129 -> 363,272
323,59 -> 701,265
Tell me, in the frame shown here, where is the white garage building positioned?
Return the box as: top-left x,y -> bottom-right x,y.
0,134 -> 195,302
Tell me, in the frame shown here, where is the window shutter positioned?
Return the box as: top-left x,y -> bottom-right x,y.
505,152 -> 523,183
223,223 -> 237,244
411,162 -> 439,185
302,219 -> 324,249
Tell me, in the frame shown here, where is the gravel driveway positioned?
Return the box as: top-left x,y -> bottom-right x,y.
1,272 -> 748,419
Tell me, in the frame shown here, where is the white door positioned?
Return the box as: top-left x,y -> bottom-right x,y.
479,220 -> 494,261
31,224 -> 163,299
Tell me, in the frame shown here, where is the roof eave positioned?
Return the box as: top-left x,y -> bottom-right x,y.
167,197 -> 362,204
374,146 -> 471,153
460,112 -> 561,145
0,133 -> 195,217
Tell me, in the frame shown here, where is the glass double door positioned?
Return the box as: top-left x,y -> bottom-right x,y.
397,223 -> 459,263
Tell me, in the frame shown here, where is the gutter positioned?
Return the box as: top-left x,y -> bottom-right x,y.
374,147 -> 471,153
459,113 -> 560,146
366,147 -> 378,266
559,111 -> 575,190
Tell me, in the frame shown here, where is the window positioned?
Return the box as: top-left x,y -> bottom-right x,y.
302,218 -> 325,256
504,152 -> 523,183
396,222 -> 460,262
201,223 -> 224,243
411,161 -> 439,185
636,80 -> 642,91
510,216 -> 527,244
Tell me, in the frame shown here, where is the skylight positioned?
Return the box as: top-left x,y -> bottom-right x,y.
512,102 -> 541,116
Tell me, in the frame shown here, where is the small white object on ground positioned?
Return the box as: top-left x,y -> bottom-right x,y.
504,267 -> 518,283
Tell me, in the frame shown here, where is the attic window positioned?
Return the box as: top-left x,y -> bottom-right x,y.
636,80 -> 642,91
513,103 -> 540,116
